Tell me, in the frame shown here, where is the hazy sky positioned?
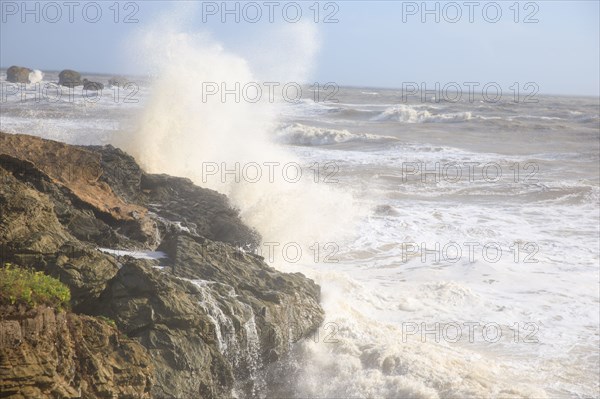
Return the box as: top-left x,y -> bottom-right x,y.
1,1 -> 599,95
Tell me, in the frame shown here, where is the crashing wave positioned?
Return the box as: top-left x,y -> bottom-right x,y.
373,105 -> 472,123
28,69 -> 43,84
275,123 -> 397,146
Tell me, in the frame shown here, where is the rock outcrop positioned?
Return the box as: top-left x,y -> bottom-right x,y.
83,78 -> 104,91
58,70 -> 82,87
0,305 -> 153,398
0,131 -> 324,398
6,66 -> 32,83
108,76 -> 127,86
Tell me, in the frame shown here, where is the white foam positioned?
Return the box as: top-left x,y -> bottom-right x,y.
275,123 -> 396,146
28,69 -> 43,84
117,13 -> 364,247
98,247 -> 168,260
373,104 -> 473,123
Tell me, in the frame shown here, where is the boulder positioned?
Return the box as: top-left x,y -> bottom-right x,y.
6,66 -> 32,83
83,78 -> 104,91
58,69 -> 82,87
108,76 -> 127,86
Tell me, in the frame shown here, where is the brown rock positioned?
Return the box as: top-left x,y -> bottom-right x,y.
0,132 -> 146,222
0,306 -> 153,398
6,66 -> 32,83
58,70 -> 82,87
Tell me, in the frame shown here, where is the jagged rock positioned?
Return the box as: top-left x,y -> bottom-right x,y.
6,66 -> 32,83
0,305 -> 153,398
160,234 -> 323,361
140,173 -> 260,250
96,235 -> 324,398
0,160 -> 71,254
0,133 -> 146,222
0,153 -> 146,251
96,261 -> 234,399
0,131 -> 325,398
58,69 -> 82,87
0,133 -> 257,249
83,78 -> 104,91
90,144 -> 260,249
0,161 -> 121,310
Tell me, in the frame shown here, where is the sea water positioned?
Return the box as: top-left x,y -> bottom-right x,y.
1,40 -> 598,399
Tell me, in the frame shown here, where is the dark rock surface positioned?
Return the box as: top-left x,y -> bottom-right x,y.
6,66 -> 32,83
83,78 -> 104,91
0,131 -> 324,398
58,69 -> 82,87
108,76 -> 128,86
90,144 -> 261,250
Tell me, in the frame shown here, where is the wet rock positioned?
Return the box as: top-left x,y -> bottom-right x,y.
89,143 -> 260,249
0,131 -> 325,398
96,235 -> 324,398
97,261 -> 234,399
140,173 -> 260,250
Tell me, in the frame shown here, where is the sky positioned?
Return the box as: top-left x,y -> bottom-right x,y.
1,0 -> 599,96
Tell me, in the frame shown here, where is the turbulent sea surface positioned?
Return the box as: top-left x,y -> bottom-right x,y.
1,70 -> 599,398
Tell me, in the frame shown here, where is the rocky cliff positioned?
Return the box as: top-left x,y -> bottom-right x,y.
0,132 -> 325,398
0,305 -> 153,398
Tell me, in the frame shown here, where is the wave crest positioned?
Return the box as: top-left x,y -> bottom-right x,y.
373,105 -> 472,123
275,123 -> 396,146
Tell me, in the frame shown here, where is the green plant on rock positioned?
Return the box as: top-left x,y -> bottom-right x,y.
0,263 -> 71,310
97,315 -> 117,328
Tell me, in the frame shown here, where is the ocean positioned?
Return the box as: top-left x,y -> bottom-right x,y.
1,68 -> 598,398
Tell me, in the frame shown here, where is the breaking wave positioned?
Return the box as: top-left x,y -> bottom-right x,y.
373,105 -> 473,123
275,123 -> 397,146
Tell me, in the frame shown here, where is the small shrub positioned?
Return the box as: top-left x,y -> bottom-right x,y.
97,315 -> 117,328
0,263 -> 71,310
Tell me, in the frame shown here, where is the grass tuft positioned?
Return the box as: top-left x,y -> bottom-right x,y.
0,263 -> 71,310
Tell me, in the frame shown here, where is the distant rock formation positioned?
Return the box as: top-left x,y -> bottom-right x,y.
83,78 -> 104,91
6,66 -> 32,83
0,131 -> 324,399
108,76 -> 127,86
58,69 -> 82,87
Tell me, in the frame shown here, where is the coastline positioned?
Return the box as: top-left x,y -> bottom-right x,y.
0,131 -> 324,398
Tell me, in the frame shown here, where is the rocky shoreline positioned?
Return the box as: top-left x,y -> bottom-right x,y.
0,132 -> 324,398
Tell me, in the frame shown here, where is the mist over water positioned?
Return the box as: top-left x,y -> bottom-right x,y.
115,13 -> 361,249
1,5 -> 599,398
